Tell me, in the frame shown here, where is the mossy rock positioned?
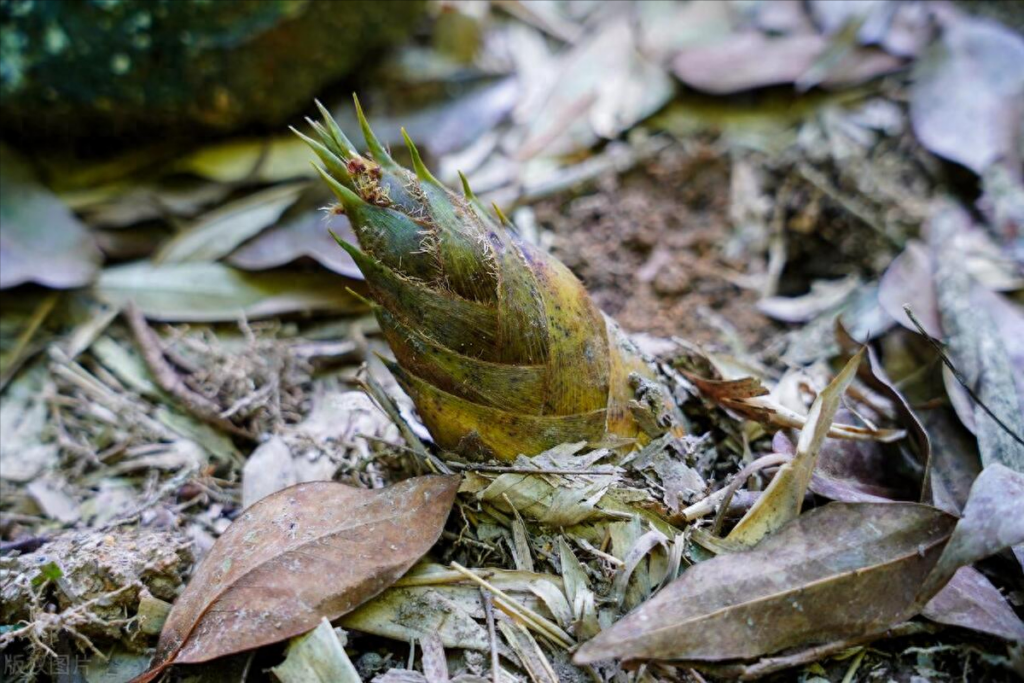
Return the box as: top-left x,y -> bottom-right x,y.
0,0 -> 424,144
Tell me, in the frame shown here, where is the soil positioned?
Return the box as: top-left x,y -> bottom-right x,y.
537,144 -> 778,351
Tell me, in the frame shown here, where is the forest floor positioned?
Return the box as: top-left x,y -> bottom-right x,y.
2,2 -> 1022,682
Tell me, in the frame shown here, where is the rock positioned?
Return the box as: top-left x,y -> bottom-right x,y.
0,0 -> 424,145
0,528 -> 193,647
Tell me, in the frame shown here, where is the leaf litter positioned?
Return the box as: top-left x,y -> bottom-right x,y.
2,2 -> 1024,683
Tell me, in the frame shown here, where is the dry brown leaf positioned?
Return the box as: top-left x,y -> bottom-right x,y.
575,502 -> 956,664
575,463 -> 1024,666
132,475 -> 459,682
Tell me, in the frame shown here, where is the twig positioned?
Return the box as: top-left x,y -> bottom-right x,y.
904,305 -> 1024,448
449,562 -> 573,649
240,651 -> 255,683
0,291 -> 59,391
442,530 -> 498,552
480,588 -> 500,683
575,538 -> 625,567
99,465 -> 198,531
840,649 -> 867,683
124,303 -> 256,441
712,453 -> 793,535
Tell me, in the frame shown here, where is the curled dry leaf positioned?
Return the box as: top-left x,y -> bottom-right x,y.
575,502 -> 957,664
682,358 -> 905,444
836,325 -> 931,502
131,475 -> 459,682
727,348 -> 863,546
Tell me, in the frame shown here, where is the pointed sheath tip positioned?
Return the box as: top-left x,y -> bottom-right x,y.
314,164 -> 362,208
295,130 -> 352,184
344,286 -> 375,309
401,127 -> 441,186
309,100 -> 357,160
377,353 -> 404,377
352,93 -> 394,165
492,202 -> 511,226
292,124 -> 324,152
458,170 -> 475,199
328,229 -> 361,259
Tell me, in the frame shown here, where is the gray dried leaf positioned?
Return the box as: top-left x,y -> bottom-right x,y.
156,182 -> 305,264
931,204 -> 1024,473
26,477 -> 79,524
0,363 -> 58,483
420,632 -> 449,683
94,261 -> 365,322
917,464 -> 1024,601
910,10 -> 1024,175
672,33 -> 902,95
922,567 -> 1024,642
271,619 -> 361,683
516,17 -> 674,159
878,240 -> 941,337
342,585 -> 490,651
241,436 -> 299,509
0,144 -> 102,289
227,195 -> 361,278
